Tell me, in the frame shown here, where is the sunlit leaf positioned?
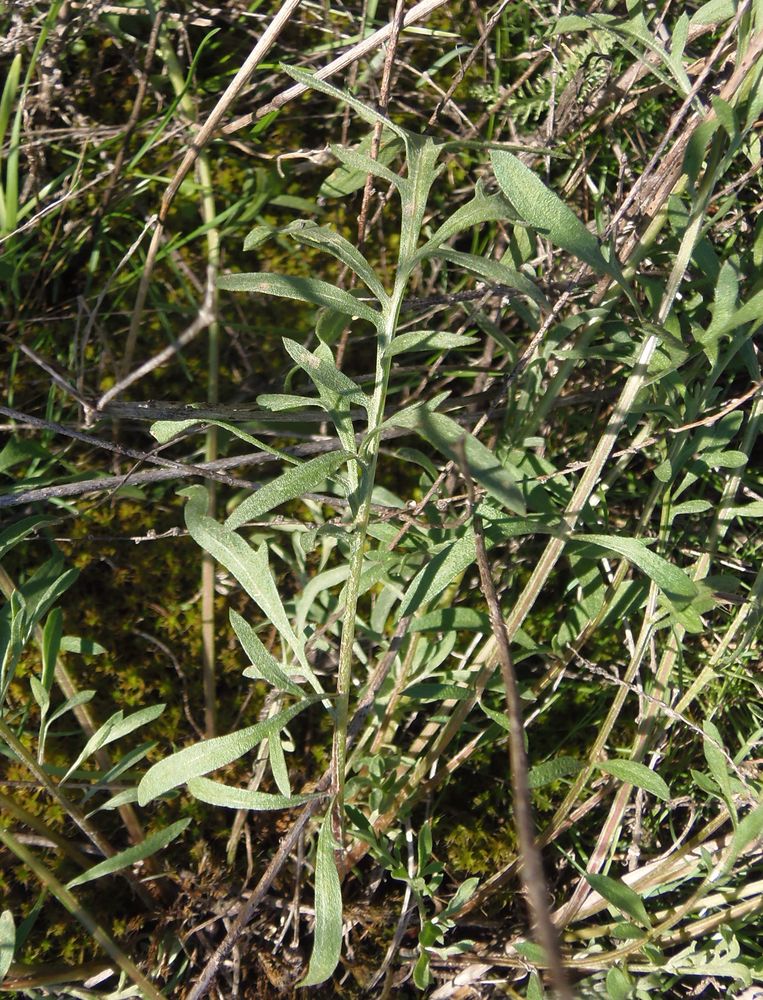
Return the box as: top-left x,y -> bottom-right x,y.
491,150 -> 619,280
187,776 -> 319,810
137,698 -> 316,804
219,272 -> 379,325
572,533 -> 697,606
585,873 -> 650,927
67,819 -> 191,889
0,909 -> 14,982
226,451 -> 351,530
389,404 -> 525,514
299,809 -> 343,986
595,759 -> 671,801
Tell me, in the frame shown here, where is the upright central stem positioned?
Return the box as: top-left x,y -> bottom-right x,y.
331,282 -> 407,821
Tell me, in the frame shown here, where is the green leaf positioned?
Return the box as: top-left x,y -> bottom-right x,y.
491,151 -> 619,280
527,970 -> 545,1000
390,330 -> 478,356
703,720 -> 734,811
724,800 -> 763,874
0,909 -> 14,982
66,819 -> 191,890
431,247 -> 548,308
572,533 -> 697,606
606,966 -> 634,1000
59,636 -> 106,656
226,451 -> 351,530
399,530 -> 476,618
231,611 -> 306,697
299,810 -> 343,986
419,180 -> 515,254
187,776 -> 319,810
61,704 -> 166,783
41,607 -> 62,693
388,404 -> 525,515
410,608 -> 491,632
320,134 -> 404,198
219,272 -> 379,325
595,759 -> 671,801
283,338 -> 369,408
0,515 -> 52,561
268,730 -> 291,798
283,63 -> 407,141
137,698 -> 315,804
585,873 -> 650,927
528,756 -> 583,789
689,0 -> 736,26
47,690 -> 96,727
256,220 -> 388,303
181,485 -> 311,676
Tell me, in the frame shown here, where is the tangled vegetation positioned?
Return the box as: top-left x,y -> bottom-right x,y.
1,1 -> 762,997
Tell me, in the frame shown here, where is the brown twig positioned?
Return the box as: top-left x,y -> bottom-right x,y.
455,440 -> 572,1000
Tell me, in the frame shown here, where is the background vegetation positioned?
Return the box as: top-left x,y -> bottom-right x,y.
1,1 -> 762,997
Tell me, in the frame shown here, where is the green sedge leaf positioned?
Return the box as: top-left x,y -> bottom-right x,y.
137,698 -> 316,804
595,759 -> 671,801
219,272 -> 379,325
584,873 -> 650,928
226,451 -> 351,530
299,810 -> 343,986
491,150 -> 619,280
67,819 -> 191,889
187,776 -> 319,810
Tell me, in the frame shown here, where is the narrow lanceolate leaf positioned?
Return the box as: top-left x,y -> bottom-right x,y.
283,338 -> 369,409
491,151 -> 619,280
66,819 -> 191,890
430,247 -> 549,309
584,873 -> 651,928
278,221 -> 388,303
326,142 -> 405,196
528,756 -> 584,789
187,776 -> 320,811
389,404 -> 526,515
299,810 -> 343,987
226,451 -> 351,530
399,530 -> 476,618
0,514 -> 53,560
595,759 -> 671,802
282,64 -> 407,141
180,485 -> 309,673
572,533 -> 697,606
0,909 -> 14,982
703,720 -> 734,807
231,610 -> 307,697
418,180 -> 515,256
219,272 -> 379,325
137,698 -> 315,804
389,330 -> 478,355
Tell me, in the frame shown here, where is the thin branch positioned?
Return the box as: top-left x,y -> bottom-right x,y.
456,443 -> 572,1000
